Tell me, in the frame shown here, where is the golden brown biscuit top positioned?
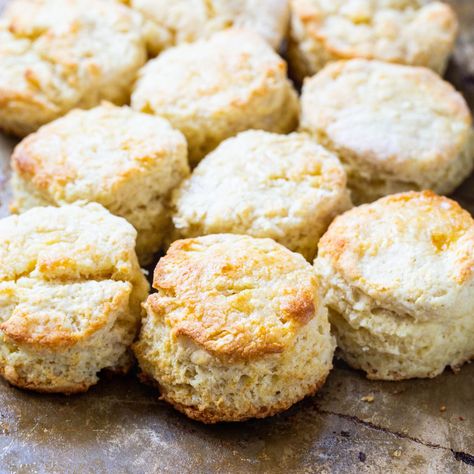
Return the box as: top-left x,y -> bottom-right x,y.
12,103 -> 187,202
147,234 -> 320,359
0,279 -> 131,349
0,203 -> 139,283
317,191 -> 474,319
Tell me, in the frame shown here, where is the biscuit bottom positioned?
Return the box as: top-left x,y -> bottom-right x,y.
134,310 -> 335,423
321,270 -> 474,380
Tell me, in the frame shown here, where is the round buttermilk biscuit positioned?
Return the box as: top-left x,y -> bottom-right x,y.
134,234 -> 335,423
171,131 -> 351,261
131,28 -> 299,166
0,203 -> 149,393
315,191 -> 474,380
300,60 -> 474,204
0,0 -> 146,136
10,103 -> 190,265
288,0 -> 458,81
126,0 -> 289,55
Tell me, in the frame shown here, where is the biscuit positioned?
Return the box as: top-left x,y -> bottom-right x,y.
134,234 -> 335,423
0,0 -> 146,136
10,103 -> 190,265
0,203 -> 149,393
288,0 -> 458,81
300,60 -> 474,204
131,28 -> 299,166
124,0 -> 289,55
314,191 -> 474,380
171,131 -> 351,261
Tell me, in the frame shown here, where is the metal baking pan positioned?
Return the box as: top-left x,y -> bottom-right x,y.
0,0 -> 472,472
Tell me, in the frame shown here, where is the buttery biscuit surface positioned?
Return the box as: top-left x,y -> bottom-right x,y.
127,0 -> 289,55
315,191 -> 474,380
134,234 -> 335,422
0,0 -> 146,136
172,131 -> 351,260
11,103 -> 189,264
0,203 -> 149,393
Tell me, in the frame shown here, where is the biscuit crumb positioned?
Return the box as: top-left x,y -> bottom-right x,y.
361,395 -> 374,403
392,449 -> 402,458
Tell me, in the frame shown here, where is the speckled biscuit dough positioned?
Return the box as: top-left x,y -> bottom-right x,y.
0,203 -> 149,394
10,103 -> 190,265
125,0 -> 290,55
134,234 -> 335,423
300,59 -> 474,204
314,191 -> 474,380
0,0 -> 146,136
131,28 -> 299,166
288,0 -> 458,81
171,131 -> 351,260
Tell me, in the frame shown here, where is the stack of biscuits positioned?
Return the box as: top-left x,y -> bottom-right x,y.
0,0 -> 472,424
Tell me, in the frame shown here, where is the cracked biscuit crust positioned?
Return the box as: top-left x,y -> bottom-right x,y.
315,191 -> 474,380
300,60 -> 474,204
0,203 -> 149,393
134,234 -> 335,422
288,0 -> 458,81
171,131 -> 351,260
0,0 -> 146,136
131,28 -> 299,165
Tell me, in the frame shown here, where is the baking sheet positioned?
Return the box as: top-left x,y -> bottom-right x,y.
0,1 -> 473,472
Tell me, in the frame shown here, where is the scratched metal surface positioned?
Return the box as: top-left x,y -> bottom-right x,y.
0,1 -> 473,473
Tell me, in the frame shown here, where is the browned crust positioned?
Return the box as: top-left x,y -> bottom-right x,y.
0,86 -> 59,137
0,293 -> 126,349
280,287 -> 316,325
137,370 -> 330,423
12,138 -> 77,190
319,191 -> 474,284
148,236 -> 321,359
